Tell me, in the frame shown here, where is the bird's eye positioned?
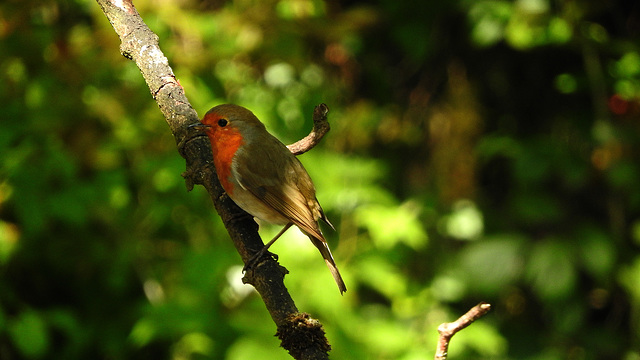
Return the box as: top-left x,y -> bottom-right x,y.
218,119 -> 228,127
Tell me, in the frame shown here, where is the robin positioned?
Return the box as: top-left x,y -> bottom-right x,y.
192,104 -> 346,294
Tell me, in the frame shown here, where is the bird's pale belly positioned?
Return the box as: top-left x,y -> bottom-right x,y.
229,186 -> 289,225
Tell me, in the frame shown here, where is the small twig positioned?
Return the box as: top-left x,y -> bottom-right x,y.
435,302 -> 491,360
287,103 -> 331,155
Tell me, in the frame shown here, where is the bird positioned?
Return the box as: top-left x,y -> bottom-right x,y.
191,104 -> 346,294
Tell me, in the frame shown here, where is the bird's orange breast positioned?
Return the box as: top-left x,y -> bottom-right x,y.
211,127 -> 244,194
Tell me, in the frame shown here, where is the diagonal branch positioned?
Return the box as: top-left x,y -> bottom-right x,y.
95,1 -> 331,358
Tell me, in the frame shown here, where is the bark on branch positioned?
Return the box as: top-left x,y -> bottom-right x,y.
287,103 -> 331,155
95,1 -> 331,358
434,302 -> 492,360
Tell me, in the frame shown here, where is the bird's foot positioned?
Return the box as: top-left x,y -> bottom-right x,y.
242,248 -> 279,272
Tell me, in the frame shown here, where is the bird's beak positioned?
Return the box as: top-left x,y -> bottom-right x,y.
189,123 -> 211,131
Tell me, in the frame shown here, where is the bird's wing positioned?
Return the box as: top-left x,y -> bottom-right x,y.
233,137 -> 325,241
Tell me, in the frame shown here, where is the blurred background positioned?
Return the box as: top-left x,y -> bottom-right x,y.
1,0 -> 640,358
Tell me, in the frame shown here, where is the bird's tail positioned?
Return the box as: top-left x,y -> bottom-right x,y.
309,236 -> 347,295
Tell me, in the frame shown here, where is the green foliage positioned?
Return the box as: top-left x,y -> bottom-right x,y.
1,0 -> 640,359
9,310 -> 49,358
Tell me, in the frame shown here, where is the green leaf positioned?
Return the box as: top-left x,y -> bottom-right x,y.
356,201 -> 428,250
526,239 -> 577,300
576,225 -> 616,280
9,310 -> 49,359
458,235 -> 527,294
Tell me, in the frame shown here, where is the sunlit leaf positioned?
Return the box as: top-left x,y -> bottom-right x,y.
356,201 -> 428,250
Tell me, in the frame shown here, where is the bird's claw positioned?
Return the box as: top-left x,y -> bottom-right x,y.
242,250 -> 278,273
